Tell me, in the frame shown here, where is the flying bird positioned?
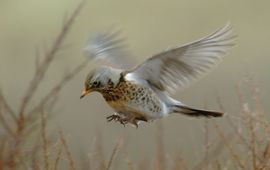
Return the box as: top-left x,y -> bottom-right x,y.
80,23 -> 235,127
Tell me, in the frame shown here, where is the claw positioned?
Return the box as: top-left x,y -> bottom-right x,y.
134,123 -> 138,129
106,114 -> 142,128
106,115 -> 121,122
129,117 -> 139,128
120,120 -> 126,127
119,118 -> 128,126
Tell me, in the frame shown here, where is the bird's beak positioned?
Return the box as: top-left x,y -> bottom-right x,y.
80,89 -> 91,99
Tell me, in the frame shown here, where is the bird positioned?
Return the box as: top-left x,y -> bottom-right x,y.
80,23 -> 235,128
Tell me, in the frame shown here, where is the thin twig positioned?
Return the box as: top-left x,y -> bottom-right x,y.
32,159 -> 41,170
53,143 -> 63,170
122,148 -> 135,170
31,144 -> 42,170
0,136 -> 7,164
258,139 -> 270,170
247,111 -> 257,170
156,121 -> 165,170
18,0 -> 86,118
216,93 -> 264,164
213,122 -> 245,169
59,129 -> 76,170
0,110 -> 15,137
27,60 -> 88,121
172,153 -> 186,170
106,138 -> 123,170
0,89 -> 16,121
203,119 -> 209,170
41,109 -> 49,170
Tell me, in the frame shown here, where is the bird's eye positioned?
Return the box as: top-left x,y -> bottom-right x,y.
93,81 -> 98,85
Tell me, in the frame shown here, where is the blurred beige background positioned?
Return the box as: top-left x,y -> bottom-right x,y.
0,0 -> 269,166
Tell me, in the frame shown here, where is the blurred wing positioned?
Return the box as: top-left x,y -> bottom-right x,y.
129,23 -> 235,93
84,30 -> 133,69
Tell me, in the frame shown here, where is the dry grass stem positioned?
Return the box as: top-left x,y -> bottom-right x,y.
18,0 -> 85,118
41,110 -> 49,170
27,60 -> 88,122
59,129 -> 76,170
0,89 -> 16,121
156,121 -> 166,170
122,148 -> 135,170
0,1 -> 85,169
106,138 -> 123,170
53,143 -> 63,170
203,119 -> 209,170
213,122 -> 245,169
0,110 -> 15,137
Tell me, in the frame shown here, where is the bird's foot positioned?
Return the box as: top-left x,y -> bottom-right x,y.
119,118 -> 129,126
107,114 -> 146,128
106,114 -> 121,122
127,117 -> 139,128
129,117 -> 147,128
106,114 -> 128,126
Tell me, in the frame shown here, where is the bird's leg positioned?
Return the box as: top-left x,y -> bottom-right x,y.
122,116 -> 139,128
118,118 -> 128,126
130,118 -> 139,128
106,113 -> 121,122
106,113 -> 142,128
106,113 -> 128,126
136,116 -> 148,122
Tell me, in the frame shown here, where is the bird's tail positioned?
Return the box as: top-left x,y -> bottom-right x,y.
171,105 -> 223,117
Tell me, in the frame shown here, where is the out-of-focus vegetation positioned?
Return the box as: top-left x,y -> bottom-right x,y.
1,1 -> 270,170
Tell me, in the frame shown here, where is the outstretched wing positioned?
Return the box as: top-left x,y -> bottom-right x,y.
128,23 -> 235,93
84,30 -> 133,69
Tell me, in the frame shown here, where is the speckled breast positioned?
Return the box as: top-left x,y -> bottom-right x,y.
101,80 -> 135,103
100,79 -> 162,117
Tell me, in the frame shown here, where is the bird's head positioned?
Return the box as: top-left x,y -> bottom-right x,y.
80,67 -> 122,99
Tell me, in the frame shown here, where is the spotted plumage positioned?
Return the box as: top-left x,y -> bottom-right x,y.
80,23 -> 235,127
101,73 -> 163,121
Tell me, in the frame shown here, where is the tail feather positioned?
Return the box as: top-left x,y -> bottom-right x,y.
171,105 -> 223,117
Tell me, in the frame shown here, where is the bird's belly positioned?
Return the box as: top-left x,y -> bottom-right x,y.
107,99 -> 162,120
102,82 -> 164,119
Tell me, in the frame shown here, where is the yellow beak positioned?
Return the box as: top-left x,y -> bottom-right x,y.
80,89 -> 91,99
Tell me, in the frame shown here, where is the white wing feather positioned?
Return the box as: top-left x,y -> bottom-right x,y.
84,30 -> 132,69
129,23 -> 235,93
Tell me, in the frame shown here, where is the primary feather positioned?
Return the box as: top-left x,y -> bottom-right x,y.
84,30 -> 132,69
129,23 -> 235,93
